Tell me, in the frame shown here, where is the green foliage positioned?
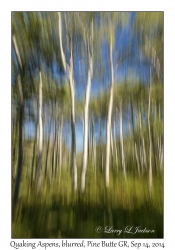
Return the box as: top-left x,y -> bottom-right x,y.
134,12 -> 163,81
89,90 -> 109,119
98,12 -> 129,48
12,163 -> 163,238
151,82 -> 163,106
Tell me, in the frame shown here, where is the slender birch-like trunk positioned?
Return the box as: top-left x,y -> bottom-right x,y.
55,121 -> 59,177
105,39 -> 114,188
135,142 -> 141,177
58,114 -> 63,189
110,126 -> 114,169
81,17 -> 94,192
99,119 -> 103,173
44,107 -> 53,179
93,136 -> 96,181
31,124 -> 37,187
113,117 -> 118,171
139,108 -> 147,172
158,137 -> 163,171
130,98 -> 140,174
81,65 -> 92,191
91,118 -> 96,174
51,119 -> 57,181
69,69 -> 77,191
58,12 -> 77,191
119,99 -> 126,179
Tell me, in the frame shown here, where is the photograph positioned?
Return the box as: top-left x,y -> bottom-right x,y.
11,11 -> 163,239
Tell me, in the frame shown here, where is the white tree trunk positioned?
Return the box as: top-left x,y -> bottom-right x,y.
113,118 -> 118,171
51,119 -> 57,183
139,109 -> 147,172
58,12 -> 67,72
44,107 -> 53,179
110,125 -> 114,168
81,67 -> 92,192
55,120 -> 59,177
158,137 -> 163,171
135,142 -> 141,177
69,72 -> 77,191
59,114 -> 63,189
93,137 -> 96,181
99,119 -> 103,173
119,99 -> 126,179
58,12 -> 77,192
78,17 -> 94,191
105,41 -> 114,188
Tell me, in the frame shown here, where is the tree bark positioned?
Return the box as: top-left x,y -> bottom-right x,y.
105,40 -> 114,188
113,118 -> 118,171
81,55 -> 93,191
58,12 -> 77,192
69,70 -> 77,192
51,118 -> 57,183
80,17 -> 94,192
58,114 -> 63,189
31,127 -> 37,188
99,119 -> 103,173
110,125 -> 114,169
119,99 -> 126,180
93,136 -> 96,181
44,107 -> 53,179
135,142 -> 141,177
139,108 -> 147,172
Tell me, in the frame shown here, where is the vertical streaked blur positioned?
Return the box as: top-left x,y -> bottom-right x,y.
12,12 -> 163,238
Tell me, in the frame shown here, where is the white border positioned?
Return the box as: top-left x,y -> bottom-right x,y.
1,1 -> 175,249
